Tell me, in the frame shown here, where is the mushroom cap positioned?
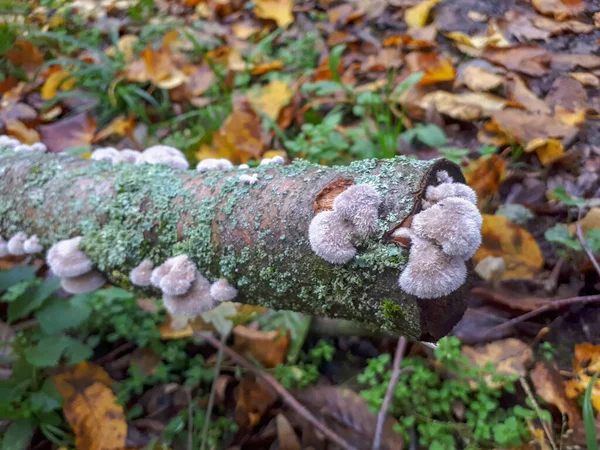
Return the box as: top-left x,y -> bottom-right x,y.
47,237 -> 93,277
398,235 -> 467,299
30,142 -> 47,153
239,174 -> 258,185
129,259 -> 154,287
91,147 -> 120,162
7,232 -> 28,255
23,235 -> 43,254
210,279 -> 238,302
196,158 -> 234,172
162,272 -> 214,316
308,211 -> 356,264
151,254 -> 197,296
412,197 -> 482,260
0,135 -> 20,149
425,182 -> 477,206
332,184 -> 382,239
116,149 -> 142,164
61,270 -> 106,294
142,145 -> 189,170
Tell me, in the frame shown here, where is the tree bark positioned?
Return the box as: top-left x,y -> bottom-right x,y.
0,150 -> 468,340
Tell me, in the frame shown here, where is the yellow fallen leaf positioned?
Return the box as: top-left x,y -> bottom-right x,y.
418,91 -> 507,120
532,0 -> 586,20
464,154 -> 506,206
505,73 -> 551,114
569,72 -> 599,87
568,207 -> 600,235
93,115 -> 135,143
462,66 -> 504,91
5,119 -> 40,144
404,0 -> 440,28
406,51 -> 456,85
554,105 -> 586,127
565,343 -> 600,412
159,314 -> 194,339
473,214 -> 544,279
41,70 -> 76,100
117,34 -> 139,62
233,22 -> 261,40
525,137 -> 564,166
445,30 -> 510,49
254,0 -> 294,28
248,79 -> 293,121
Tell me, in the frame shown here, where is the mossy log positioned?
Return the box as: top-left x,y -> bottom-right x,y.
0,150 -> 469,340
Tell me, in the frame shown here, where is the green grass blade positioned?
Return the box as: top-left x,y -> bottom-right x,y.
584,372 -> 599,450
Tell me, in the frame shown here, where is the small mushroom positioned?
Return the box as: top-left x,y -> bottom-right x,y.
151,254 -> 197,296
196,158 -> 234,172
23,235 -> 43,254
308,211 -> 356,264
162,271 -> 215,316
210,279 -> 238,302
61,270 -> 106,294
239,174 -> 258,185
0,135 -> 20,149
117,149 -> 142,164
91,147 -> 121,162
259,155 -> 285,166
7,232 -> 27,255
141,145 -> 189,170
332,184 -> 382,240
46,237 -> 93,277
129,259 -> 154,287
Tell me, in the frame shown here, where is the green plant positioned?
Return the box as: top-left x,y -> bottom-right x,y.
584,372 -> 599,450
274,340 -> 335,390
359,336 -> 543,449
400,123 -> 447,148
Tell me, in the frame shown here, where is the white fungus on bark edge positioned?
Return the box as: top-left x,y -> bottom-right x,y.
162,271 -> 215,317
332,184 -> 382,240
140,145 -> 189,170
0,135 -> 20,149
129,259 -> 154,287
309,211 -> 356,264
46,237 -> 93,278
7,232 -> 27,255
196,158 -> 234,172
23,235 -> 43,254
259,155 -> 285,166
151,255 -> 197,296
239,174 -> 258,185
61,270 -> 106,294
209,279 -> 238,302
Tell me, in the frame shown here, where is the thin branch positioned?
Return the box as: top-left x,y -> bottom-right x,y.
200,332 -> 228,450
197,331 -> 356,450
372,336 -> 407,450
519,377 -> 557,450
576,221 -> 600,278
483,294 -> 600,338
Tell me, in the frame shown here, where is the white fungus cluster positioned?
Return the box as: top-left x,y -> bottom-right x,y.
91,147 -> 142,164
90,145 -> 189,170
132,254 -> 238,317
396,171 -> 482,299
0,135 -> 47,153
259,155 -> 285,166
196,158 -> 234,172
239,173 -> 258,185
46,237 -> 106,294
0,232 -> 44,257
309,184 -> 383,264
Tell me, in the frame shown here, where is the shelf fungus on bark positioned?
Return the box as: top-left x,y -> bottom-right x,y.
196,158 -> 234,172
151,255 -> 197,296
129,259 -> 154,287
140,145 -> 189,170
7,232 -> 27,255
23,235 -> 43,254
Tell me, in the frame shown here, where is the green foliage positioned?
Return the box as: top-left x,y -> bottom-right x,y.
438,147 -> 468,164
359,336 -> 541,449
584,372 -> 599,450
545,224 -> 600,256
550,186 -> 587,208
400,123 -> 447,148
274,340 -> 335,390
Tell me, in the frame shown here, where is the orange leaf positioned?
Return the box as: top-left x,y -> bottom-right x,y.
254,0 -> 294,28
247,79 -> 293,121
41,70 -> 76,100
93,115 -> 136,143
524,137 -> 564,166
482,45 -> 551,77
565,343 -> 600,412
235,376 -> 277,429
463,154 -> 506,204
233,325 -> 289,368
5,120 -> 40,145
251,60 -> 284,75
39,113 -> 97,153
405,51 -> 456,85
6,40 -> 44,75
473,214 -> 544,279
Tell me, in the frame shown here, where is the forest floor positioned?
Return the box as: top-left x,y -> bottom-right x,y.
0,0 -> 600,449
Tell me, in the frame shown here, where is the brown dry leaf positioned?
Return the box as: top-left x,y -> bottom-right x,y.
524,137 -> 564,166
551,53 -> 600,71
41,70 -> 76,100
5,119 -> 40,144
39,113 -> 97,153
235,376 -> 277,429
6,40 -> 44,76
473,214 -> 544,279
483,45 -> 551,76
159,313 -> 194,339
462,66 -> 504,91
569,72 -> 600,87
277,414 -> 301,450
251,60 -> 284,75
105,35 -> 139,63
54,362 -> 126,450
417,91 -> 508,120
504,73 -> 551,114
554,106 -> 586,127
531,15 -> 594,34
254,0 -> 294,28
485,109 -> 577,145
248,80 -> 293,121
530,361 -> 582,427
233,325 -> 289,368
406,51 -> 456,85
567,207 -> 600,234
565,343 -> 600,411
130,347 -> 162,376
169,64 -> 215,102
532,0 -> 586,20
404,0 -> 440,28
382,34 -> 436,48
197,96 -> 263,163
93,115 -> 136,143
141,46 -> 187,89
232,22 -> 261,40
462,338 -> 533,388
463,154 -> 506,204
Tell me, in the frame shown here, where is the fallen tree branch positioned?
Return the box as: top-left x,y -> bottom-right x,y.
0,150 -> 470,339
197,331 -> 356,450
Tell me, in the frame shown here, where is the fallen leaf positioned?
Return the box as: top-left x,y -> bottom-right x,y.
417,91 -> 508,120
463,154 -> 506,204
248,80 -> 293,121
565,343 -> 600,411
382,34 -> 436,48
462,66 -> 504,91
6,40 -> 44,76
554,105 -> 586,127
567,207 -> 600,235
532,0 -> 586,20
406,51 -> 456,85
251,60 -> 284,75
41,70 -> 76,100
254,0 -> 294,28
545,77 -> 589,113
445,30 -> 510,49
277,414 -> 302,450
232,22 -> 261,40
524,138 -> 564,165
54,362 -> 126,450
504,73 -> 551,114
159,313 -> 194,339
569,72 -> 600,87
5,119 -> 40,144
116,34 -> 139,63
39,113 -> 97,153
141,46 -> 187,89
233,325 -> 289,368
531,15 -> 594,34
235,375 -> 277,429
530,361 -> 582,427
473,214 -> 544,278
130,347 -> 161,376
551,53 -> 600,71
93,115 -> 135,143
483,45 -> 551,76
462,338 -> 533,388
169,64 -> 215,102
404,0 -> 440,28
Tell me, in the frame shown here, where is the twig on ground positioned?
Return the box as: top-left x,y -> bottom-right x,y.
483,294 -> 600,338
520,376 -> 557,450
576,221 -> 600,278
186,386 -> 193,450
200,332 -> 228,450
197,331 -> 356,450
372,336 -> 407,450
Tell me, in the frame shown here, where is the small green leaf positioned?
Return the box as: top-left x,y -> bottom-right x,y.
64,337 -> 93,364
392,72 -> 424,100
30,379 -> 63,413
415,124 -> 447,147
438,147 -> 469,164
584,372 -> 599,450
545,225 -> 581,251
24,335 -> 71,367
301,81 -> 342,96
550,186 -> 587,208
7,278 -> 61,322
259,311 -> 312,363
1,419 -> 34,450
0,267 -> 36,291
329,44 -> 346,83
36,298 -> 91,335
